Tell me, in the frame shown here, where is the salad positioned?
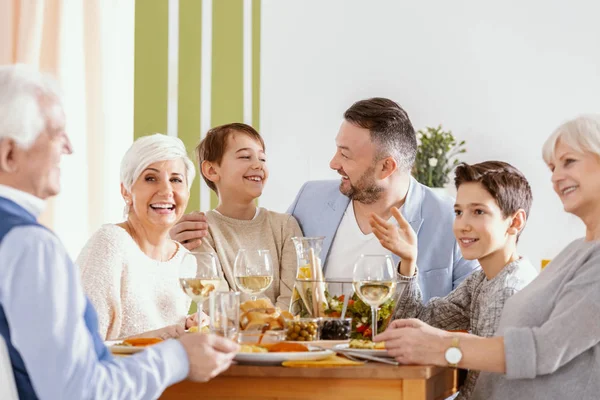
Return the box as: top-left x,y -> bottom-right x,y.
324,292 -> 395,339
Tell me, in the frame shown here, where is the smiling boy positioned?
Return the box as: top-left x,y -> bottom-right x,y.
370,161 -> 538,400
193,123 -> 301,310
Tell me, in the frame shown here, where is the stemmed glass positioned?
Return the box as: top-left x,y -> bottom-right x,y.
352,254 -> 397,339
233,249 -> 274,301
179,252 -> 221,324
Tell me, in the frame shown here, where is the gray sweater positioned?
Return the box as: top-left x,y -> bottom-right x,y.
472,238 -> 600,399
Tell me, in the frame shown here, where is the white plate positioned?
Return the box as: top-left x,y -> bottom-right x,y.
105,340 -> 146,354
234,346 -> 334,365
332,343 -> 392,358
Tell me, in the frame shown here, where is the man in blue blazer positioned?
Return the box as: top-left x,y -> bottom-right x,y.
173,98 -> 479,302
286,98 -> 479,301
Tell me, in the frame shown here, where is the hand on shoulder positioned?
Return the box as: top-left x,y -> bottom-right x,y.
170,211 -> 209,250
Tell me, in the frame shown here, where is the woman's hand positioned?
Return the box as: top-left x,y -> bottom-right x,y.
373,318 -> 450,366
369,207 -> 418,276
132,324 -> 186,340
157,324 -> 186,339
185,311 -> 210,329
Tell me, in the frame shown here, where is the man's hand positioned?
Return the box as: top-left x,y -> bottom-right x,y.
179,334 -> 239,382
369,207 -> 418,276
170,212 -> 209,250
373,319 -> 450,366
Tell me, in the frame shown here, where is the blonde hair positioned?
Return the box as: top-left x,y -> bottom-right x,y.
542,114 -> 600,164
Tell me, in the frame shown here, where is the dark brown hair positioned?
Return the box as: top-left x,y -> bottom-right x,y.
454,161 -> 533,220
343,97 -> 417,171
196,123 -> 265,192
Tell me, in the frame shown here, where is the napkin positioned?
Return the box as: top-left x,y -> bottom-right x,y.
282,355 -> 364,368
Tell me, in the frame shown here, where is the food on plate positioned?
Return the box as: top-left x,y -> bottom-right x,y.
263,342 -> 309,353
349,339 -> 385,350
116,338 -> 163,347
324,293 -> 395,339
285,319 -> 319,341
239,344 -> 269,353
238,342 -> 309,353
319,318 -> 351,340
239,298 -> 293,331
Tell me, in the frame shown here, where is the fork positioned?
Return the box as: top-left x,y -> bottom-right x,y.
335,350 -> 399,366
309,345 -> 368,363
341,352 -> 368,363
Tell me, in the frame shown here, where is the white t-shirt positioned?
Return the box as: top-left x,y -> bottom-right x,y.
325,201 -> 396,280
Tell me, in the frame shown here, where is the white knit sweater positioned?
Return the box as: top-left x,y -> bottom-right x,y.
76,224 -> 191,340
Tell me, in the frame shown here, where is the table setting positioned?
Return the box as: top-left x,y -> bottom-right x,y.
103,237 -> 456,399
105,236 -> 407,368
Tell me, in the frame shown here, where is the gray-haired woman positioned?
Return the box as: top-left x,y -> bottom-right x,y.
374,114 -> 600,400
77,133 -> 204,340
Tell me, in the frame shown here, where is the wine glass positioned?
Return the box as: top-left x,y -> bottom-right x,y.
352,254 -> 397,340
233,249 -> 274,301
179,252 -> 220,325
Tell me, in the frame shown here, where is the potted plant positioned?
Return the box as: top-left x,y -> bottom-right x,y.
412,125 -> 466,193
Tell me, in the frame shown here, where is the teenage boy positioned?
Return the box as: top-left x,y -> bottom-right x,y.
370,161 -> 538,400
194,123 -> 301,310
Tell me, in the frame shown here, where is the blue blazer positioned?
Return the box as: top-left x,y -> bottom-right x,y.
287,178 -> 480,302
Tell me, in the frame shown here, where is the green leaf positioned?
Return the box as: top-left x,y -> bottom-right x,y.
412,125 -> 466,188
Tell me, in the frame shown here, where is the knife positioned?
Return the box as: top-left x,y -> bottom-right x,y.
336,350 -> 399,366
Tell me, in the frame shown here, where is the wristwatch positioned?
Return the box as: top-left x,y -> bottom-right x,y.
444,337 -> 462,368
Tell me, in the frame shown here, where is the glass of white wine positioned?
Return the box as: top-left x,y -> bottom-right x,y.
352,254 -> 397,340
233,249 -> 274,301
179,252 -> 221,325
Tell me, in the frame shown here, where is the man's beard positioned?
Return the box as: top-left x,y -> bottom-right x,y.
339,165 -> 384,205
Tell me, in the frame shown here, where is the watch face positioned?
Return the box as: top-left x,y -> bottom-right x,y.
445,347 -> 462,364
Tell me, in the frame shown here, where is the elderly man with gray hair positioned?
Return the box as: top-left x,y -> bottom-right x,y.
0,64 -> 238,400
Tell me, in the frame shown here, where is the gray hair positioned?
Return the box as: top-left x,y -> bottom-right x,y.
120,134 -> 196,214
0,64 -> 62,148
542,114 -> 600,164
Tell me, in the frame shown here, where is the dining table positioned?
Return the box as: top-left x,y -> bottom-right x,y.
160,362 -> 458,400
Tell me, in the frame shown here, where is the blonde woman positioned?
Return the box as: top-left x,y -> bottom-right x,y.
375,115 -> 600,400
77,134 -> 203,340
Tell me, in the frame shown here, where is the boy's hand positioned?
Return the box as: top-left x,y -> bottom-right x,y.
373,319 -> 449,366
170,212 -> 209,250
369,207 -> 418,276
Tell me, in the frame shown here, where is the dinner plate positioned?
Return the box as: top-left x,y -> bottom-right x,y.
234,346 -> 334,365
299,340 -> 349,349
332,343 -> 392,358
105,340 -> 146,354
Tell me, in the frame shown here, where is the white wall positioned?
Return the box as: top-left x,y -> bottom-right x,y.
260,0 -> 600,267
